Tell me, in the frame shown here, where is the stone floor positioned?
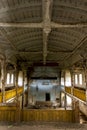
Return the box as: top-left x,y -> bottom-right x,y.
0,122 -> 87,130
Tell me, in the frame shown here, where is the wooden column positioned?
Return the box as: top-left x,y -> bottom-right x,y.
64,93 -> 67,110
74,100 -> 80,123
27,77 -> 30,107
14,65 -> 19,102
59,71 -> 62,107
59,70 -> 61,86
0,59 -> 6,103
83,61 -> 87,104
22,70 -> 25,109
70,68 -> 74,95
64,70 -> 66,87
25,70 -> 29,106
64,70 -> 67,109
70,67 -> 75,109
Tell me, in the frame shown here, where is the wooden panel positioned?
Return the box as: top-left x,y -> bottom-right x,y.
65,87 -> 72,94
73,88 -> 86,102
0,105 -> 75,123
0,87 -> 23,103
0,105 -> 17,122
65,87 -> 86,102
17,87 -> 24,95
5,87 -> 23,101
5,89 -> 16,101
21,109 -> 75,122
0,93 -> 2,103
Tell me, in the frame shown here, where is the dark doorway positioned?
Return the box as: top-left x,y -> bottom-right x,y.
46,93 -> 50,101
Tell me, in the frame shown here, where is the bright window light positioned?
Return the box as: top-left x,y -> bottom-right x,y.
79,74 -> 82,85
18,71 -> 23,86
11,74 -> 14,84
67,96 -> 72,106
61,77 -> 64,85
7,73 -> 10,84
75,74 -> 78,84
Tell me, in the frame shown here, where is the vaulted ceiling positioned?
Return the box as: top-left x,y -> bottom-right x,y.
0,0 -> 87,72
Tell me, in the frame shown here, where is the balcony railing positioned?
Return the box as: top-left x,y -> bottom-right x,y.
0,87 -> 23,103
65,86 -> 86,102
65,87 -> 72,94
0,93 -> 2,103
73,88 -> 86,102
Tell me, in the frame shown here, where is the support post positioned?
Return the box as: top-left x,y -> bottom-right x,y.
85,71 -> 87,104
27,77 -> 30,107
14,65 -> 19,102
59,71 -> 62,107
70,67 -> 75,95
22,70 -> 25,109
15,101 -> 21,123
25,70 -> 29,107
74,100 -> 80,123
64,70 -> 67,109
70,67 -> 75,109
1,59 -> 6,103
82,60 -> 87,104
64,93 -> 67,110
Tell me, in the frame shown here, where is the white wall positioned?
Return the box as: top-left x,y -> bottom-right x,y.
29,80 -> 61,102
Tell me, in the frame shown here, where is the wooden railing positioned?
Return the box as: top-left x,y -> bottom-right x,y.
0,106 -> 75,123
65,87 -> 86,102
21,109 -> 74,122
0,87 -> 23,103
0,93 -> 2,103
0,105 -> 17,122
0,103 -> 20,122
73,88 -> 86,102
65,87 -> 72,94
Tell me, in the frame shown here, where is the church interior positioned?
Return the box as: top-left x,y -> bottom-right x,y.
0,0 -> 87,129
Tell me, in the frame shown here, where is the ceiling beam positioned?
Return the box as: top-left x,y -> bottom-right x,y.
0,23 -> 43,28
51,22 -> 87,28
0,22 -> 87,28
42,0 -> 53,65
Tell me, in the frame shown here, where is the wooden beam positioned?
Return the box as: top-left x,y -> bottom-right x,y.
42,0 -> 53,65
0,22 -> 87,28
0,23 -> 43,28
51,22 -> 87,28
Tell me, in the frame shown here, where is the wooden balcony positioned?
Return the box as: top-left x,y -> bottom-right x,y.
65,87 -> 86,102
0,93 -> 2,103
65,87 -> 72,94
0,87 -> 23,103
0,104 -> 75,123
73,88 -> 86,102
21,109 -> 74,122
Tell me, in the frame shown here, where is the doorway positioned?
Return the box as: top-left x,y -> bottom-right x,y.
46,93 -> 50,101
